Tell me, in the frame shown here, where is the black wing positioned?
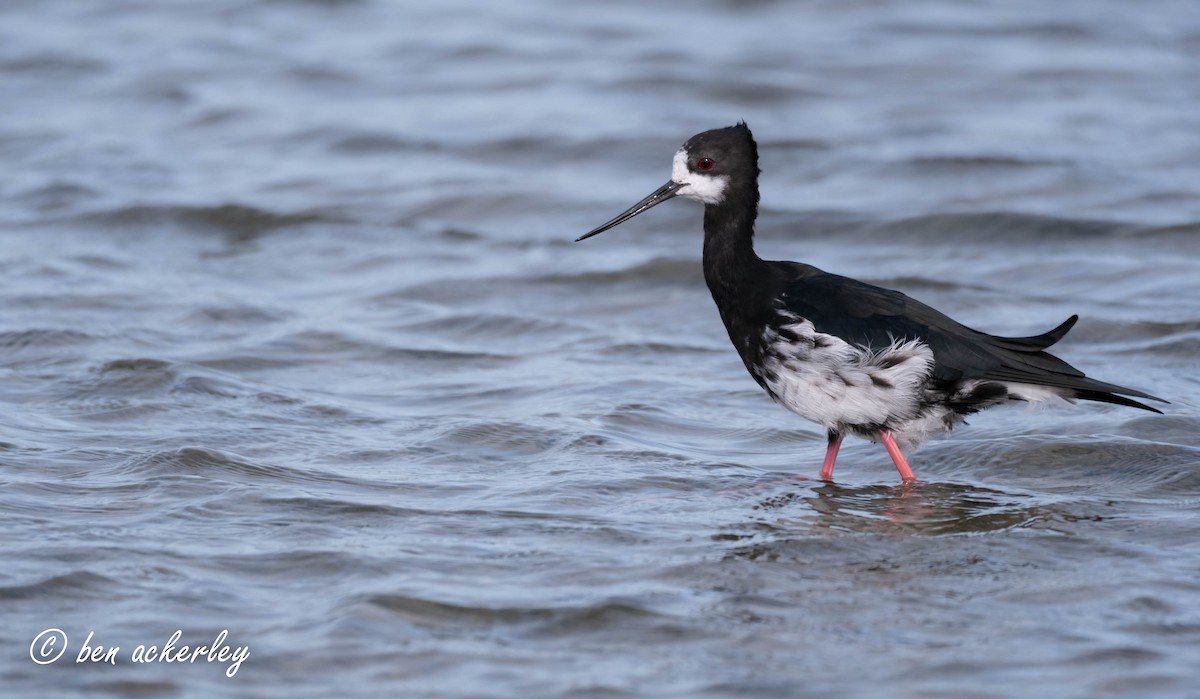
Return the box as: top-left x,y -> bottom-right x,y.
775,263 -> 1164,412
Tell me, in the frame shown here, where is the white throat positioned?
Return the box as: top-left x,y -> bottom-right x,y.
671,150 -> 729,205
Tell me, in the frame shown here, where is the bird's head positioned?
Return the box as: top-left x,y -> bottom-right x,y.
576,122 -> 758,242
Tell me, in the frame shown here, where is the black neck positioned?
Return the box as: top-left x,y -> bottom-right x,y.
701,186 -> 766,307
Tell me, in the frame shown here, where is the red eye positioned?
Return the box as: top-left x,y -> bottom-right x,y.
697,158 -> 714,171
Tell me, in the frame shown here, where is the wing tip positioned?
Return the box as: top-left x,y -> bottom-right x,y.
990,314 -> 1080,352
1078,389 -> 1167,414
1034,314 -> 1079,347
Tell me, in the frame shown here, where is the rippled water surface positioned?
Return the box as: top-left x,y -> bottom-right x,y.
3,0 -> 1200,697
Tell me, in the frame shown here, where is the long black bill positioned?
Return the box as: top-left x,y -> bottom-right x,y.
575,180 -> 682,242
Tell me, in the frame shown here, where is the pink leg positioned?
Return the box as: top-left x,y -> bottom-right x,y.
819,433 -> 843,481
880,431 -> 917,483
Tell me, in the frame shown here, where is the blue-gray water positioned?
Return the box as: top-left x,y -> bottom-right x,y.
3,1 -> 1200,697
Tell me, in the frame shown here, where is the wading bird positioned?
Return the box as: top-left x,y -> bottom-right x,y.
577,123 -> 1163,482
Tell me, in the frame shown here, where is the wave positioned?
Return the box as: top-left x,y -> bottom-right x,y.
70,203 -> 342,237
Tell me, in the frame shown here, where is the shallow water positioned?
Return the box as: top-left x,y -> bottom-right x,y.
3,0 -> 1200,697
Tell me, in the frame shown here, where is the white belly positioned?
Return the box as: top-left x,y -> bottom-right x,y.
753,313 -> 936,433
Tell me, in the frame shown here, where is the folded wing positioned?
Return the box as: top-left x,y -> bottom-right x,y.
775,263 -> 1165,413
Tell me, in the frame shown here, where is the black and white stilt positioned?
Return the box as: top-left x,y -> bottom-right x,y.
577,123 -> 1164,483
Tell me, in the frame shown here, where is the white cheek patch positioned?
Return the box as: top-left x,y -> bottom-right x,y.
671,149 -> 729,205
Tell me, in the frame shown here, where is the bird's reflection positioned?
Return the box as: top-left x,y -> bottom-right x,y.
746,478 -> 1049,536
